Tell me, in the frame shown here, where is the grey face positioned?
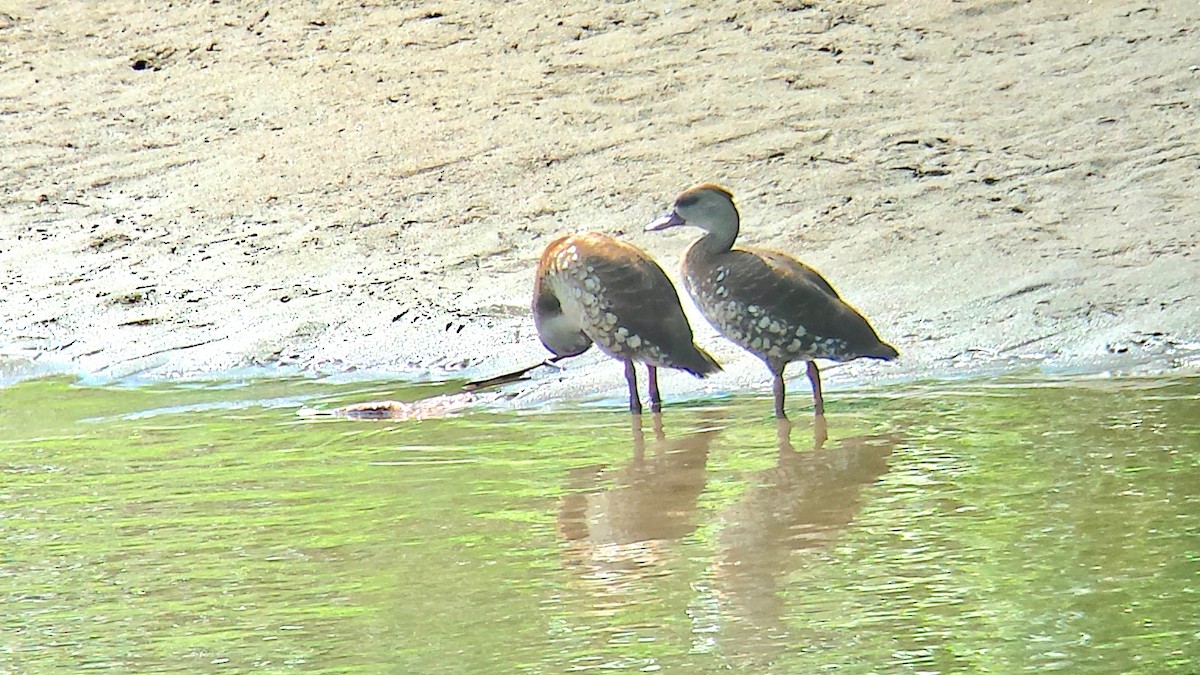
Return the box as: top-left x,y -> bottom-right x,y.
671,190 -> 737,233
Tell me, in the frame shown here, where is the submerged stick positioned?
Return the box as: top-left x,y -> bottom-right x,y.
462,353 -> 572,391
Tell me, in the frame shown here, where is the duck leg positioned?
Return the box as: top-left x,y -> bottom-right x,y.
806,360 -> 825,417
772,365 -> 788,420
647,365 -> 662,413
624,359 -> 643,415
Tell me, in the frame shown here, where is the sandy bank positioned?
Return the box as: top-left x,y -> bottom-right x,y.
2,1 -> 1197,402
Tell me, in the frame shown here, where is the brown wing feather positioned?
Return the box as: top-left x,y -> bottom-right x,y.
571,233 -> 720,376
754,249 -> 841,299
711,246 -> 891,357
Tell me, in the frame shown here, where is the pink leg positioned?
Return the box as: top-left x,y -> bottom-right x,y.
624,360 -> 642,415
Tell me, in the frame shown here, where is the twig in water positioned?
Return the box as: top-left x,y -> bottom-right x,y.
462,353 -> 572,391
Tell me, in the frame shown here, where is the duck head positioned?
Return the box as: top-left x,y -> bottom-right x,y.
646,183 -> 740,251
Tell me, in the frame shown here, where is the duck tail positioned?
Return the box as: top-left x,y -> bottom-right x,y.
865,341 -> 899,361
681,345 -> 723,378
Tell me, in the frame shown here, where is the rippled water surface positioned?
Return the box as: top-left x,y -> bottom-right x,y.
2,375 -> 1197,673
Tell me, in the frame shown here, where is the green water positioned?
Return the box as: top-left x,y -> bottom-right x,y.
1,375 -> 1197,673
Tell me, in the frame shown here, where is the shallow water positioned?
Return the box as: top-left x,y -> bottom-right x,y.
1,375 -> 1197,673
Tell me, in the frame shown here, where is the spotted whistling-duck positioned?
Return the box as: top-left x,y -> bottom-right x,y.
533,232 -> 721,413
646,184 -> 897,419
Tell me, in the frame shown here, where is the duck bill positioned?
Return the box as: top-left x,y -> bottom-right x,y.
645,211 -> 685,231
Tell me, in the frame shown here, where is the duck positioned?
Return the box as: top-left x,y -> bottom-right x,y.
533,232 -> 721,414
646,183 -> 897,419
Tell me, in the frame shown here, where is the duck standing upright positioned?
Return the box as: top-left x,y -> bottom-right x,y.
646,184 -> 897,419
533,232 -> 721,414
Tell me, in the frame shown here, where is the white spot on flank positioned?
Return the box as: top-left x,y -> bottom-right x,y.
627,335 -> 642,349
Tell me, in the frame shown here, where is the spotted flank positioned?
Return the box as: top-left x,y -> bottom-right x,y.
689,278 -> 856,365
544,243 -> 671,365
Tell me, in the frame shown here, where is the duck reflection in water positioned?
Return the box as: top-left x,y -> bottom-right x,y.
557,413 -> 718,577
710,420 -> 899,663
555,414 -> 897,651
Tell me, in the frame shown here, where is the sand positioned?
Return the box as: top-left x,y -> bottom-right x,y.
2,0 -> 1197,405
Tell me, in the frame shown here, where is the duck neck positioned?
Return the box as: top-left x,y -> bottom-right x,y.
696,216 -> 739,256
685,223 -> 738,276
